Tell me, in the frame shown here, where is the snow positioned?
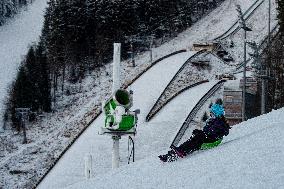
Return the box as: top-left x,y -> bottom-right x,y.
153,0 -> 255,52
147,52 -> 232,121
38,0 -> 282,187
0,0 -> 48,119
226,0 -> 278,63
64,108 -> 284,189
38,52 -> 218,188
0,0 -> 281,188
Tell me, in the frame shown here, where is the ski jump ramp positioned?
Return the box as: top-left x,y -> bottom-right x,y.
39,51 -> 215,188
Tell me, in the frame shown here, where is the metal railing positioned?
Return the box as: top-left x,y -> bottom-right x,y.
225,112 -> 242,119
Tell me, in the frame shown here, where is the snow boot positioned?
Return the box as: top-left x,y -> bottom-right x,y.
170,145 -> 186,158
158,154 -> 168,162
159,150 -> 178,162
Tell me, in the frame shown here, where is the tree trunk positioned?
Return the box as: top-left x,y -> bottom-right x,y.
53,72 -> 56,110
62,63 -> 65,94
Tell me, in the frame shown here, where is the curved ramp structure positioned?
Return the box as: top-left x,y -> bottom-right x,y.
213,0 -> 264,41
146,80 -> 209,122
146,50 -> 207,122
122,50 -> 187,88
171,80 -> 226,147
37,51 -> 196,189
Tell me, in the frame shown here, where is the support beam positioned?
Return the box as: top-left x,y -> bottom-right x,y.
112,135 -> 121,169
112,43 -> 121,94
261,79 -> 266,114
242,30 -> 247,121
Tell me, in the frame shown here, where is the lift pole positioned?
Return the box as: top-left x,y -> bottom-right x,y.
236,4 -> 252,121
112,43 -> 121,169
112,135 -> 121,169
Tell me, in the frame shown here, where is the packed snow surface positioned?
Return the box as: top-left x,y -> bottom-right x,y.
0,0 -> 48,118
66,108 -> 284,189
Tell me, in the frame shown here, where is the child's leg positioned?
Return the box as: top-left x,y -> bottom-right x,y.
178,129 -> 206,154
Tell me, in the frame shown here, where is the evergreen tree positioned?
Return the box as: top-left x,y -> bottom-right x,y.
278,0 -> 284,37
0,0 -> 17,25
7,44 -> 52,125
40,0 -> 217,74
259,0 -> 284,111
35,43 -> 52,112
25,46 -> 40,111
0,0 -> 32,25
12,65 -> 32,109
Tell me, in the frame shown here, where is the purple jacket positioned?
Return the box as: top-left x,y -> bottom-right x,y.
203,116 -> 230,140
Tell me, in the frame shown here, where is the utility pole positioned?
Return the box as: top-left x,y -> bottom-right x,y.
261,68 -> 266,114
236,4 -> 252,121
149,35 -> 154,63
112,135 -> 121,169
112,43 -> 121,169
130,39 -> 135,67
242,30 -> 247,122
126,36 -> 137,67
112,43 -> 121,94
261,0 -> 271,114
100,43 -> 139,169
248,41 -> 265,114
268,0 -> 271,46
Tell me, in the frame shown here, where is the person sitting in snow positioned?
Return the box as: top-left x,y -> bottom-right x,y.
159,101 -> 230,162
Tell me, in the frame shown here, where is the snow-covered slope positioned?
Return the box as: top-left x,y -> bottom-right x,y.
37,0 -> 280,188
0,0 -> 48,118
66,108 -> 284,189
38,52 -> 220,189
0,0 -> 279,188
227,0 -> 278,63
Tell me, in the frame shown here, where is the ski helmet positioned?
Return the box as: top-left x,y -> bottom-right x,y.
210,104 -> 224,117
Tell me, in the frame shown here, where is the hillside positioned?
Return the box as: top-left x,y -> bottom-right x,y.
38,0 -> 280,187
0,0 -> 48,118
0,0 -> 280,188
65,107 -> 284,189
